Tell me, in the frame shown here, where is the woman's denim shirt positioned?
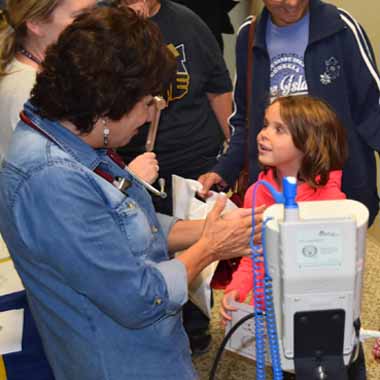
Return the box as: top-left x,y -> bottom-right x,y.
0,102 -> 197,380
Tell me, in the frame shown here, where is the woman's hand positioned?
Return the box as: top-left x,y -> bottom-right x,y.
220,290 -> 240,326
174,195 -> 253,284
201,195 -> 252,260
127,152 -> 159,184
223,204 -> 265,246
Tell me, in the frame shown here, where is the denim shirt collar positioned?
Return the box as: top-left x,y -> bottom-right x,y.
23,101 -> 107,171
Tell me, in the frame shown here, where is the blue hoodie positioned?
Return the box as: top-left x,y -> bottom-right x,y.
214,0 -> 380,225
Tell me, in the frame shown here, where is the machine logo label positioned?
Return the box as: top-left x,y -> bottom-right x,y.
296,227 -> 343,268
318,230 -> 339,237
302,245 -> 318,258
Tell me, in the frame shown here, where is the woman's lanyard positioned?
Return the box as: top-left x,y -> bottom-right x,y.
19,112 -> 132,195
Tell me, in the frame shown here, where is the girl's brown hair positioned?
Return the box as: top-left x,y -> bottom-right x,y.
0,0 -> 61,76
272,95 -> 348,189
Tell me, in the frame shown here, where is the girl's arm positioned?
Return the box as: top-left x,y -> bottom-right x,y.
224,256 -> 254,302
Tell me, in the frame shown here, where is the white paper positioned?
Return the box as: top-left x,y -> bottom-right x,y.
0,260 -> 25,296
0,309 -> 24,355
0,236 -> 10,260
172,175 -> 237,317
0,237 -> 25,355
225,300 -> 271,363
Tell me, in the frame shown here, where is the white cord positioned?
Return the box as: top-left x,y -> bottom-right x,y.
360,328 -> 380,341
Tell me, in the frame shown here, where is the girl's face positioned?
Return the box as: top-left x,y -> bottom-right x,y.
257,101 -> 304,177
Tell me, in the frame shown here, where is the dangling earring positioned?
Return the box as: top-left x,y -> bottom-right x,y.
102,118 -> 110,146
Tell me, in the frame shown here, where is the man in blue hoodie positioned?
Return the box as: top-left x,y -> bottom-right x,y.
199,0 -> 380,227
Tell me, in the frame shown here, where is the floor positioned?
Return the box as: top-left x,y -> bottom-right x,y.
194,234 -> 380,380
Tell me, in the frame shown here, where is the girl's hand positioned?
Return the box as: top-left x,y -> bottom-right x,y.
197,172 -> 227,198
220,290 -> 240,327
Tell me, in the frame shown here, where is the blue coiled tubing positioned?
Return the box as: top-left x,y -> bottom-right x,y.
250,181 -> 283,380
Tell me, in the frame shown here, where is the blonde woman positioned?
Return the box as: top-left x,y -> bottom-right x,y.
0,0 -> 160,184
0,0 -> 96,163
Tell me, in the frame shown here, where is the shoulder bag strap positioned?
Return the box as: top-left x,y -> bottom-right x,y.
246,15 -> 256,127
243,16 -> 257,172
233,16 -> 257,202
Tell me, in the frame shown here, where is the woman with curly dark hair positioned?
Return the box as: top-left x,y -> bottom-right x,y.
0,6 -> 255,380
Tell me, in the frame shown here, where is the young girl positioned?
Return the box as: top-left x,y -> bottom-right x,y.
220,94 -> 348,321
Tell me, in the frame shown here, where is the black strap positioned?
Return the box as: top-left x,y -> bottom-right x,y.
245,16 -> 256,130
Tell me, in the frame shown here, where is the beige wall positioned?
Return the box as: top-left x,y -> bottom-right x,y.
324,1 -> 380,234
330,0 -> 380,66
250,0 -> 263,15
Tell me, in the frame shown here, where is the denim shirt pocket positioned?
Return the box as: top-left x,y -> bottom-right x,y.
115,198 -> 154,257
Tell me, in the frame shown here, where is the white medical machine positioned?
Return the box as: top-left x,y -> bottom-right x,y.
224,177 -> 370,380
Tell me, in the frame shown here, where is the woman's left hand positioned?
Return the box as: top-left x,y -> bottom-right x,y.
223,204 -> 265,245
127,152 -> 159,184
